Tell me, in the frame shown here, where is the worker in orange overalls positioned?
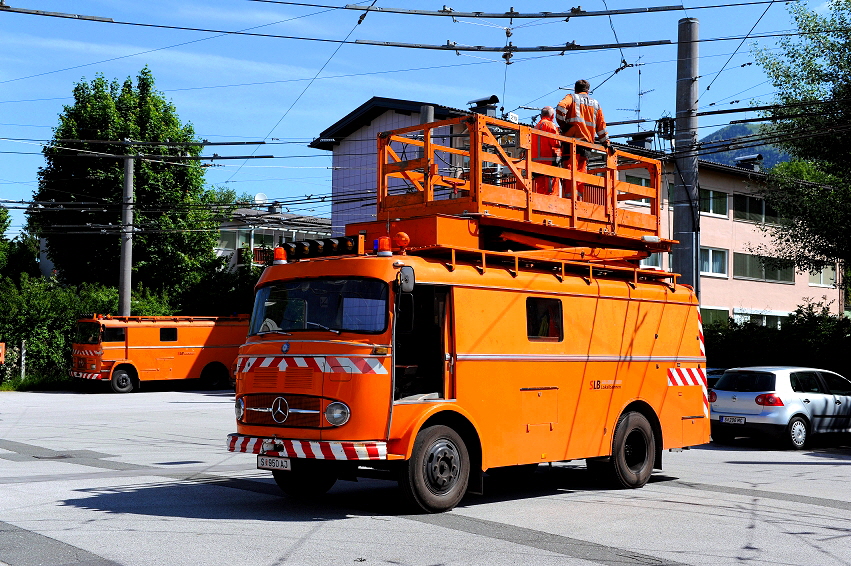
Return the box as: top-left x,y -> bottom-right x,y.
531,106 -> 562,195
556,79 -> 610,199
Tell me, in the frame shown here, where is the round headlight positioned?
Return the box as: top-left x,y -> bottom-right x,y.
324,402 -> 350,426
234,398 -> 245,420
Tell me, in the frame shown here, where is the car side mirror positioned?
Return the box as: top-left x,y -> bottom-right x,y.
396,266 -> 415,293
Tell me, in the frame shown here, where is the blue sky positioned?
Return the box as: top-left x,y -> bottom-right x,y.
0,0 -> 813,237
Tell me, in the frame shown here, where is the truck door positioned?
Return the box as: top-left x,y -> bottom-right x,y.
394,285 -> 450,401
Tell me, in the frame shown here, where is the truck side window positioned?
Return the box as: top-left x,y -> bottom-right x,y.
526,297 -> 563,342
160,328 -> 178,342
102,327 -> 126,342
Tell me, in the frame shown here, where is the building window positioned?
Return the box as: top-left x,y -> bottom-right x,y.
254,232 -> 274,247
733,253 -> 795,283
700,308 -> 729,326
733,311 -> 785,329
699,248 -> 728,276
733,194 -> 779,224
526,297 -> 563,342
160,328 -> 178,342
237,230 -> 251,248
624,174 -> 650,204
699,189 -> 728,216
809,265 -> 836,287
641,252 -> 663,269
217,231 -> 237,250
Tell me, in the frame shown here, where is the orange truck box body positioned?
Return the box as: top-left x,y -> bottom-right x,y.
71,315 -> 249,387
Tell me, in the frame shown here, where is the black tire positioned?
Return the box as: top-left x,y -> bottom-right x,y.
272,460 -> 338,498
400,425 -> 470,513
200,363 -> 229,390
588,412 -> 655,489
110,369 -> 135,393
784,416 -> 809,450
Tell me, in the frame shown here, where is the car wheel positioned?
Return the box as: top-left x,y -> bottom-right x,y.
200,363 -> 229,389
589,411 -> 655,489
400,425 -> 470,513
272,460 -> 337,498
110,369 -> 134,393
784,416 -> 809,450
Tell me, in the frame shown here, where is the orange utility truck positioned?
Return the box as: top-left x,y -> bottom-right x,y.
227,113 -> 708,512
72,315 -> 249,393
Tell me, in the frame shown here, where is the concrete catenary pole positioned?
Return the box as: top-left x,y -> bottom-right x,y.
672,17 -> 700,297
118,153 -> 134,316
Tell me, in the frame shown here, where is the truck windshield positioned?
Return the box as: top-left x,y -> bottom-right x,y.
250,278 -> 388,335
75,322 -> 101,344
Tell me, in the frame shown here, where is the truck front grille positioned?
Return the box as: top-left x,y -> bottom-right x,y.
240,393 -> 322,428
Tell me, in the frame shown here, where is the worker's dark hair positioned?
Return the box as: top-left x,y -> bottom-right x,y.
575,79 -> 590,93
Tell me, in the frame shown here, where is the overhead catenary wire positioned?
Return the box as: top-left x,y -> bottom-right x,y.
223,0 -> 377,184
0,3 -> 352,85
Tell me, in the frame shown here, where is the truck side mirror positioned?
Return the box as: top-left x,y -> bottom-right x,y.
396,266 -> 415,293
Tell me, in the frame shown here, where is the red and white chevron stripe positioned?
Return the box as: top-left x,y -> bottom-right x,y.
227,434 -> 387,460
668,367 -> 709,416
696,307 -> 705,356
236,356 -> 388,375
70,371 -> 103,380
72,348 -> 102,356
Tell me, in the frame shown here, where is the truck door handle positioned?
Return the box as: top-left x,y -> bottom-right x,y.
836,400 -> 842,405
803,399 -> 810,404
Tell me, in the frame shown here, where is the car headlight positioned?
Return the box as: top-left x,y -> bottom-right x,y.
235,398 -> 245,420
324,402 -> 350,426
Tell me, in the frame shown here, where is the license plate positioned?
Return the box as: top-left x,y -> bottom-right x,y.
258,455 -> 291,471
720,416 -> 746,424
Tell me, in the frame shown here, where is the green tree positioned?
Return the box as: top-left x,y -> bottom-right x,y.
29,67 -> 236,308
0,207 -> 10,272
753,1 -> 851,272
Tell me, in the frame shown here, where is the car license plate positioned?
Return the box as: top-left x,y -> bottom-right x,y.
720,416 -> 745,424
258,455 -> 291,471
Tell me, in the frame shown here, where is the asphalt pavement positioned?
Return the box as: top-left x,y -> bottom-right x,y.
1,387 -> 850,566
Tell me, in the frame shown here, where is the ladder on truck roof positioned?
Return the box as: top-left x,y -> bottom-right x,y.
348,113 -> 673,263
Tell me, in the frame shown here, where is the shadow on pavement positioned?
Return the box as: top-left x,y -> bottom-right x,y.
61,463 -> 679,520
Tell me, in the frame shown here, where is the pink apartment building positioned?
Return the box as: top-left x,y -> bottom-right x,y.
311,97 -> 843,327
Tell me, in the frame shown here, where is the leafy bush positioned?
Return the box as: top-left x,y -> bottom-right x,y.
705,302 -> 851,377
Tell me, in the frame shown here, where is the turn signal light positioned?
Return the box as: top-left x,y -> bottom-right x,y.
708,390 -> 717,403
755,393 -> 784,406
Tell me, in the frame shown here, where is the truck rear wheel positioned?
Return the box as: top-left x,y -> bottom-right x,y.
587,411 -> 654,489
400,425 -> 470,513
272,460 -> 337,498
110,369 -> 135,394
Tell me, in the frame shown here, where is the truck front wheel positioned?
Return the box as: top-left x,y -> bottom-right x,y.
110,369 -> 135,394
400,425 -> 470,513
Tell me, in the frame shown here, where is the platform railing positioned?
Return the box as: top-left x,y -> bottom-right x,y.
377,114 -> 663,241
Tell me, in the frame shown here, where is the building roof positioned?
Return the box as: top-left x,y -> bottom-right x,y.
308,96 -> 469,151
224,207 -> 331,231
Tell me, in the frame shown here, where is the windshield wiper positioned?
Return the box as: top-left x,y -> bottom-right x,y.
306,321 -> 341,334
256,330 -> 292,336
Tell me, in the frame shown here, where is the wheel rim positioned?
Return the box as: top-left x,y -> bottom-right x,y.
117,375 -> 129,388
423,438 -> 461,495
623,429 -> 649,472
790,420 -> 806,447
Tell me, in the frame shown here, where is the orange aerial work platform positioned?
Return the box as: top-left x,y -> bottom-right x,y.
227,112 -> 708,513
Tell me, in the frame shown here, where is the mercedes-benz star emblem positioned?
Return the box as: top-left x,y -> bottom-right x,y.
271,397 -> 289,423
281,342 -> 290,354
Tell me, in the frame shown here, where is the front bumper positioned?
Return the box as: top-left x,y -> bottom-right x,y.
70,370 -> 108,380
227,433 -> 387,461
